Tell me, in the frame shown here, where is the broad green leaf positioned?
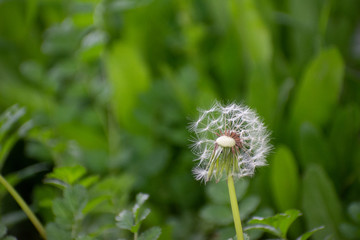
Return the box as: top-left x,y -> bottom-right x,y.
270,145 -> 300,211
298,123 -> 333,172
138,227 -> 161,240
230,0 -> 272,65
206,179 -> 249,204
290,47 -> 344,131
46,165 -> 87,187
296,226 -> 325,240
246,209 -> 302,238
229,0 -> 277,123
105,41 -> 150,132
288,0 -> 320,67
116,210 -> 135,231
247,69 -> 277,126
200,204 -> 233,225
302,165 -> 343,240
238,195 -> 260,220
348,202 -> 360,223
329,105 -> 360,178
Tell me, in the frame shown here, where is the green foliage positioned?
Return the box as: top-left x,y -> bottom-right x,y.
302,166 -> 343,239
0,105 -> 30,171
289,47 -> 344,133
302,165 -> 343,240
340,202 -> 360,239
200,179 -> 269,239
271,145 -> 300,212
116,193 -> 161,240
245,209 -> 324,240
0,0 -> 360,239
42,165 -> 134,239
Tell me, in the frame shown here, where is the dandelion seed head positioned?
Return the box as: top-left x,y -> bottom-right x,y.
189,101 -> 271,183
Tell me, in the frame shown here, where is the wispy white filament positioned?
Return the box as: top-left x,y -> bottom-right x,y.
190,101 -> 271,182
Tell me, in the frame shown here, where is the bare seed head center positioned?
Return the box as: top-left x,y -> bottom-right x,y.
216,135 -> 236,148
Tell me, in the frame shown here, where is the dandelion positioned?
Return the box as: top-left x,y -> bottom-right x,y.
190,101 -> 271,240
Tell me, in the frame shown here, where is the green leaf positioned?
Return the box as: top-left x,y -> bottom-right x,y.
138,227 -> 162,240
79,30 -> 106,62
82,195 -> 109,215
302,165 -> 343,240
329,105 -> 360,178
200,204 -> 233,225
296,226 -> 325,240
46,165 -> 87,187
0,105 -> 27,170
290,47 -> 344,131
246,209 -> 302,238
348,202 -> 360,223
298,123 -> 333,172
133,193 -> 149,218
46,223 -> 71,240
206,179 -> 249,204
138,208 -> 151,223
105,41 -> 150,132
244,223 -> 280,237
52,185 -> 88,229
230,0 -> 272,65
0,105 -> 26,138
132,208 -> 151,233
270,145 -> 300,211
116,210 -> 135,232
78,175 -> 99,188
238,195 -> 260,220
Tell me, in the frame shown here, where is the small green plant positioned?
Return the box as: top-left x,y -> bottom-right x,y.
245,209 -> 324,240
116,193 -> 161,240
43,165 -> 134,239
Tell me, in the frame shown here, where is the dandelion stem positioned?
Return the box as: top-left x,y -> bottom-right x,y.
227,175 -> 244,240
0,174 -> 46,239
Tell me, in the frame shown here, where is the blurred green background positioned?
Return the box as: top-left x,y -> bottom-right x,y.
0,0 -> 360,239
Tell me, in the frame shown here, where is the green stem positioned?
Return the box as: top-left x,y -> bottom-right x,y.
227,175 -> 244,240
0,174 -> 46,239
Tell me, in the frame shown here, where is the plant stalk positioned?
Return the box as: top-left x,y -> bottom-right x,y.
227,175 -> 244,240
0,174 -> 46,239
